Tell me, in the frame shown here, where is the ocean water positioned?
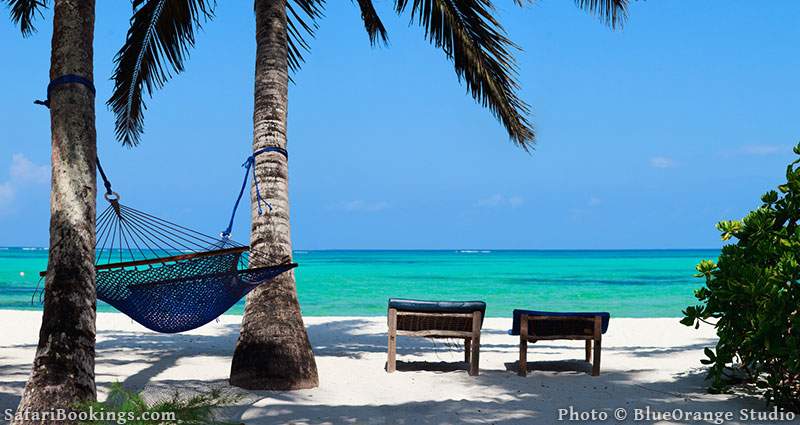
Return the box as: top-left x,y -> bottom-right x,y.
0,248 -> 717,318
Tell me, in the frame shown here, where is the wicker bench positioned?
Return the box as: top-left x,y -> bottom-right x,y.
387,299 -> 486,376
510,310 -> 610,376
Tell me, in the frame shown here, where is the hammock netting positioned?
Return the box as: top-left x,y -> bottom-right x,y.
83,199 -> 296,333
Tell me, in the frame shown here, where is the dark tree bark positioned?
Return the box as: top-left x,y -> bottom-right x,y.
12,0 -> 97,423
229,0 -> 318,390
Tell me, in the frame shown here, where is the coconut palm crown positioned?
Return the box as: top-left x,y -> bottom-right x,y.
107,0 -> 628,150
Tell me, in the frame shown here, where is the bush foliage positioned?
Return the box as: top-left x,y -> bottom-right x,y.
682,143 -> 800,410
76,382 -> 240,425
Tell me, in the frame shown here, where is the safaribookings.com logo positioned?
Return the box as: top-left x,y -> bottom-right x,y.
557,405 -> 796,424
4,407 -> 178,424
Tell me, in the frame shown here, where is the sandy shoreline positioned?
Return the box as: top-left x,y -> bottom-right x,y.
0,310 -> 776,424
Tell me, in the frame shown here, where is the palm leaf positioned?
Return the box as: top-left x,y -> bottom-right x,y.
108,0 -> 214,146
396,0 -> 534,148
287,0 -> 325,73
573,0 -> 628,29
3,0 -> 47,36
354,0 -> 388,46
513,0 -> 628,28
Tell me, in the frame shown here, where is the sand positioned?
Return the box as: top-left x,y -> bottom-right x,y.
0,310 -> 780,424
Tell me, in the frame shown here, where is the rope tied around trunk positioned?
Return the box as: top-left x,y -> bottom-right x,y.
222,146 -> 288,238
34,74 -> 96,108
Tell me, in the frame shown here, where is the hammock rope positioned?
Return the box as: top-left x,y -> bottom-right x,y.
222,146 -> 288,238
34,75 -> 296,333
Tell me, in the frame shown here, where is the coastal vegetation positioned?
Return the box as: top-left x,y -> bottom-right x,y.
683,143 -> 800,411
76,383 -> 239,425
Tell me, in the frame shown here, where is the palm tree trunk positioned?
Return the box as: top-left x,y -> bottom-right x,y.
229,0 -> 318,390
12,0 -> 97,423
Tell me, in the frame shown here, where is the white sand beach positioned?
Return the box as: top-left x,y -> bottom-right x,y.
0,310 -> 778,424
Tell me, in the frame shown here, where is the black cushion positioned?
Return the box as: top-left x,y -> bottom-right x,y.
509,309 -> 611,336
388,298 -> 486,325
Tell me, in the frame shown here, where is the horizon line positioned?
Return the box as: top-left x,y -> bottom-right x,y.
0,246 -> 722,252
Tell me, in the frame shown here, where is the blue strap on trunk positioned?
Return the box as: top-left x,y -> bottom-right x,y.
221,146 -> 288,238
33,77 -> 110,202
34,74 -> 96,108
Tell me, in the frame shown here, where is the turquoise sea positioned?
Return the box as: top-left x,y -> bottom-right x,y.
0,248 -> 717,318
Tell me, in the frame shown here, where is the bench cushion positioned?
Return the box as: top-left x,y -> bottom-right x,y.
388,298 -> 486,325
509,309 -> 610,336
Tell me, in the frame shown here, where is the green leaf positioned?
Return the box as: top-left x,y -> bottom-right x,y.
3,0 -> 48,36
704,347 -> 716,362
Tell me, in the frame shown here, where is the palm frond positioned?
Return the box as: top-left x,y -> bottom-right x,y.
3,0 -> 48,36
354,0 -> 388,46
573,0 -> 628,29
108,0 -> 214,146
396,0 -> 534,148
287,0 -> 325,73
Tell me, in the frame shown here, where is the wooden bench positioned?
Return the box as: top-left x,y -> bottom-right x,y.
512,310 -> 610,377
387,299 -> 485,376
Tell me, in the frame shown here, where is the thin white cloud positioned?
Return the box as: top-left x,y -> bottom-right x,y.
477,194 -> 524,208
718,144 -> 789,159
10,154 -> 49,184
331,200 -> 389,213
649,156 -> 676,169
739,145 -> 784,156
0,182 -> 13,209
569,196 -> 602,220
0,154 -> 48,210
477,194 -> 504,207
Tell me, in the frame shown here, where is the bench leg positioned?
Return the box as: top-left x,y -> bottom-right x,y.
592,338 -> 601,376
518,337 -> 528,376
469,311 -> 481,376
592,316 -> 602,376
464,338 -> 471,363
518,313 -> 528,376
585,340 -> 592,362
387,308 -> 397,373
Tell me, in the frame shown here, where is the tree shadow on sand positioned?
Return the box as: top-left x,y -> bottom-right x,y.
204,369 -> 769,425
0,358 -> 29,412
1,317 -> 774,424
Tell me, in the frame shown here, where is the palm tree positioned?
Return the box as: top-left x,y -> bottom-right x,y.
108,0 -> 628,390
4,0 -> 99,420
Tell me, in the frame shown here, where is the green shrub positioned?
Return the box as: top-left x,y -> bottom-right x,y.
75,382 -> 241,424
682,143 -> 800,410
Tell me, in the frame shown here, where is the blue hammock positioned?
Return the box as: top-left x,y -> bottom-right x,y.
80,158 -> 297,333
97,246 -> 296,333
78,198 -> 297,334
37,154 -> 294,334
35,75 -> 294,333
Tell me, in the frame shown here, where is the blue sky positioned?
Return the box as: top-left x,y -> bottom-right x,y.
1,1 -> 798,249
